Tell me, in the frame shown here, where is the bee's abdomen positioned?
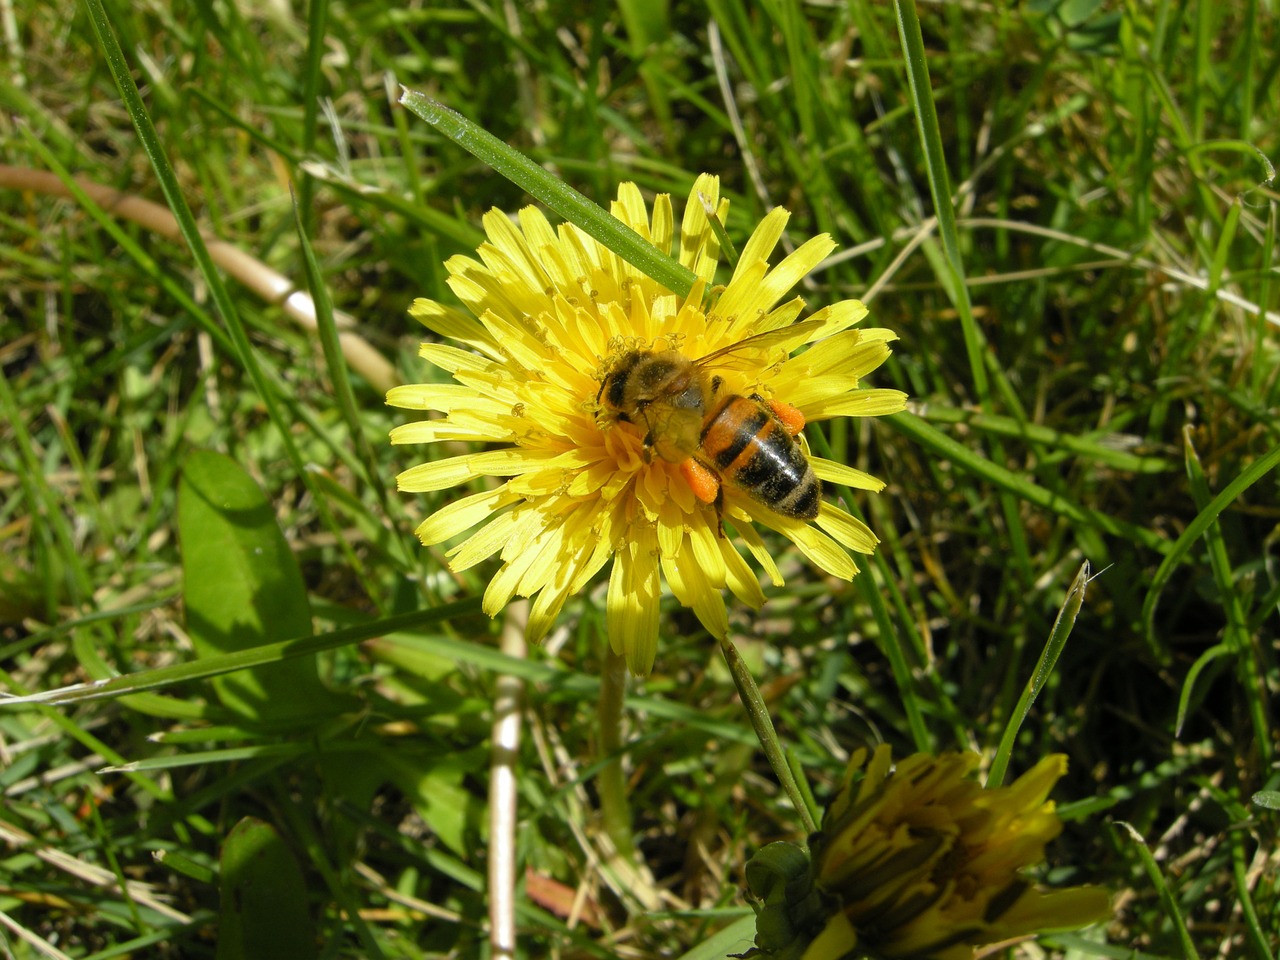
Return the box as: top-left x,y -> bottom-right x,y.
702,397 -> 820,520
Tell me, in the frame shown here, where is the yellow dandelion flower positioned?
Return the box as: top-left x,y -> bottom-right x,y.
745,746 -> 1112,960
388,174 -> 906,675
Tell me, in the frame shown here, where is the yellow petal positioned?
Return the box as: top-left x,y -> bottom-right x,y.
608,528 -> 661,675
803,299 -> 870,339
731,206 -> 789,283
688,522 -> 728,590
415,487 -> 510,545
650,192 -> 674,257
396,448 -> 554,492
390,420 -> 511,445
611,182 -> 651,236
514,527 -> 573,598
993,884 -> 1113,935
569,524 -> 614,594
554,221 -> 600,280
473,308 -> 554,371
679,174 -> 722,277
754,234 -> 836,313
408,298 -> 501,357
481,208 -> 554,295
397,457 -> 481,493
1006,754 -> 1069,809
754,297 -> 806,336
786,331 -> 886,379
526,584 -> 569,644
809,458 -> 886,492
764,517 -> 860,580
655,510 -> 685,559
721,537 -> 766,609
711,260 -> 768,341
515,204 -> 557,253
444,258 -> 518,324
386,383 -> 503,414
483,547 -> 535,616
525,544 -> 583,644
732,519 -> 783,587
799,912 -> 859,960
806,388 -> 909,420
662,546 -> 727,639
418,341 -> 497,376
447,510 -> 521,571
816,504 -> 880,554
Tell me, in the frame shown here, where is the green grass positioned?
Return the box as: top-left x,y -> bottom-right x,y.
1,1 -> 1277,957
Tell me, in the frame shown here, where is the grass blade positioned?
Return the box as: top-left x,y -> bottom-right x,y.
1142,435 -> 1280,645
886,412 -> 1168,552
989,563 -> 1090,787
295,0 -> 330,236
1181,428 -> 1270,764
890,0 -> 983,397
399,90 -> 699,297
0,601 -> 479,708
891,0 -> 1034,598
1117,822 -> 1198,960
292,193 -> 393,516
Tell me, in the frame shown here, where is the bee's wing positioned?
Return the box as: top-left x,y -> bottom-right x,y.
694,318 -> 825,367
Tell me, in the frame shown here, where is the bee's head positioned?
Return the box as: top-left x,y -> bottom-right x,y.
595,350 -> 644,415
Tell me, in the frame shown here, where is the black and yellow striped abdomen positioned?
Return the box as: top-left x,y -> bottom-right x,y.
700,395 -> 820,520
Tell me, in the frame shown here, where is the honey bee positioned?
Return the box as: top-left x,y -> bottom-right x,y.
596,322 -> 823,527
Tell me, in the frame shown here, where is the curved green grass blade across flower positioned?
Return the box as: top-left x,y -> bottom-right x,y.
399,89 -> 700,297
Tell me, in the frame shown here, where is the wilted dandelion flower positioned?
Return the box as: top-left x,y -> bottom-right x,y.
388,174 -> 906,675
745,746 -> 1112,960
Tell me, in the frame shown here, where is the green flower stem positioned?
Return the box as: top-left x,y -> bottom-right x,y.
719,636 -> 819,835
597,643 -> 636,861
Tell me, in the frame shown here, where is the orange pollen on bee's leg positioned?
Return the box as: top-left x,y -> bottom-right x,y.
768,399 -> 807,437
680,458 -> 721,505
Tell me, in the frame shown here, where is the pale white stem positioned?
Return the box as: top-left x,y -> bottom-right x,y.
488,600 -> 528,960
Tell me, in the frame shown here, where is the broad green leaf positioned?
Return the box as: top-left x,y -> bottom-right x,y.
217,817 -> 315,960
178,449 -> 336,723
674,914 -> 756,960
380,745 -> 487,858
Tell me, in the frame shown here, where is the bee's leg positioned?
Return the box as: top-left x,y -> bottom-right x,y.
637,404 -> 656,461
680,458 -> 725,536
680,458 -> 720,504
